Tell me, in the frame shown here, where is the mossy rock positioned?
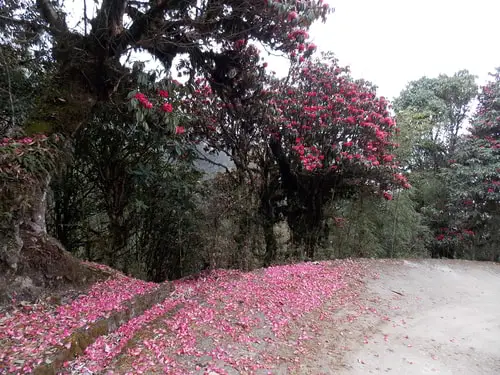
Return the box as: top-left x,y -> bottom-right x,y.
24,121 -> 55,135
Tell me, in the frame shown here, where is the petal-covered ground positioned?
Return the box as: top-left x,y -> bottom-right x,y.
61,260 -> 365,374
0,267 -> 158,374
0,260 -> 366,375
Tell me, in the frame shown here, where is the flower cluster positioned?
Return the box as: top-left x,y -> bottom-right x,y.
485,179 -> 498,194
130,88 -> 188,136
134,92 -> 153,109
292,137 -> 325,171
383,192 -> 393,201
265,0 -> 330,62
435,227 -> 475,241
269,55 -> 409,192
393,173 -> 411,189
133,91 -> 174,113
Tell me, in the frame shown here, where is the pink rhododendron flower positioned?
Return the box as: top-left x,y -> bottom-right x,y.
287,11 -> 298,22
162,103 -> 173,113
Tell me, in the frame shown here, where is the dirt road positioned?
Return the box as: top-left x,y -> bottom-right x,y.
300,259 -> 500,375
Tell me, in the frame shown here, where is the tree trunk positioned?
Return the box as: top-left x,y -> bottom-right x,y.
107,216 -> 129,268
0,219 -> 23,272
305,239 -> 315,260
263,219 -> 277,266
25,175 -> 50,235
233,217 -> 250,269
1,174 -> 50,272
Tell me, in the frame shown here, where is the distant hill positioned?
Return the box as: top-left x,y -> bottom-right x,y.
193,143 -> 234,179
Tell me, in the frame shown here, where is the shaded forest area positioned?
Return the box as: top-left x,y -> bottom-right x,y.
0,0 -> 498,294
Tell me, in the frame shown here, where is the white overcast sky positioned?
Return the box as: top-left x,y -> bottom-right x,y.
267,0 -> 500,100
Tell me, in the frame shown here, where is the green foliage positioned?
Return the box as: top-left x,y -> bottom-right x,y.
47,78 -> 205,280
380,191 -> 432,257
135,162 -> 205,281
391,70 -> 496,260
326,197 -> 385,258
198,172 -> 267,271
0,43 -> 53,137
394,70 -> 478,157
0,0 -> 54,136
394,109 -> 445,170
323,191 -> 430,259
438,69 -> 500,260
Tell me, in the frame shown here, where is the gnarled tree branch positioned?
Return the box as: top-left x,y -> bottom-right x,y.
112,0 -> 171,57
36,0 -> 68,36
94,0 -> 128,37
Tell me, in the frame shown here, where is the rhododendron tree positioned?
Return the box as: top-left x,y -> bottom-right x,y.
266,54 -> 410,257
1,0 -> 333,277
0,0 -> 330,270
176,53 -> 284,264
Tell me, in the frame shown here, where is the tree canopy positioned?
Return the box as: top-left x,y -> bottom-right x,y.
0,0 -> 331,137
394,70 -> 478,159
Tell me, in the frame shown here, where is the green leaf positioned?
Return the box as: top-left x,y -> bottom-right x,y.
135,110 -> 143,124
126,90 -> 137,100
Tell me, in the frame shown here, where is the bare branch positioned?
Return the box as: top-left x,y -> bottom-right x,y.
36,0 -> 68,35
112,0 -> 170,55
194,147 -> 233,175
94,0 -> 129,37
84,0 -> 88,36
